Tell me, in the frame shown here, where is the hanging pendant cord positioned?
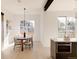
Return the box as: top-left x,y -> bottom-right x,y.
24,8 -> 26,26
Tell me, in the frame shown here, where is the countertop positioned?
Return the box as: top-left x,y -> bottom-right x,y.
51,38 -> 77,42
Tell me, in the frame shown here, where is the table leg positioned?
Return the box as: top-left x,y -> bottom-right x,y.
21,40 -> 23,51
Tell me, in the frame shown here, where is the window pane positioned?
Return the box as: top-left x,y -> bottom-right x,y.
58,16 -> 76,38
58,17 -> 66,33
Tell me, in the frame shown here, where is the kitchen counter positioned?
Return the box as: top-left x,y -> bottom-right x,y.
51,38 -> 77,42
50,38 -> 77,59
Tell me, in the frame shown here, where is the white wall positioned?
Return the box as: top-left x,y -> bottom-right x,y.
40,10 -> 44,45
40,11 -> 76,47
1,11 -> 16,50
12,14 -> 41,41
40,0 -> 76,47
2,10 -> 41,50
2,8 -> 76,49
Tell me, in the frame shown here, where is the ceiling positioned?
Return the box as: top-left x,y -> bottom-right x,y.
47,0 -> 76,11
1,0 -> 47,15
1,0 -> 76,15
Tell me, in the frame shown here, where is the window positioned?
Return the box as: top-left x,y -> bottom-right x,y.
58,16 -> 76,38
20,20 -> 34,33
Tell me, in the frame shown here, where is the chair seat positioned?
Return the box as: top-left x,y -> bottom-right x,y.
24,39 -> 33,48
24,41 -> 32,44
14,38 -> 22,50
15,43 -> 21,45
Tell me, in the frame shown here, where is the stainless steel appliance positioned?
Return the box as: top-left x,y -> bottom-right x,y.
56,42 -> 72,53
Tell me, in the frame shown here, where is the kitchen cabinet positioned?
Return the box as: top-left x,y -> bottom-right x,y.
50,38 -> 77,59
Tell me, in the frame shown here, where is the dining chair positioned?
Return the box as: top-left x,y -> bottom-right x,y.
14,38 -> 22,50
24,36 -> 33,48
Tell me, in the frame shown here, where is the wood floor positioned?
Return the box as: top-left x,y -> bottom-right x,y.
1,41 -> 51,59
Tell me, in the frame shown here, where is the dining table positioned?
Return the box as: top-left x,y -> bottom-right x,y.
15,35 -> 32,51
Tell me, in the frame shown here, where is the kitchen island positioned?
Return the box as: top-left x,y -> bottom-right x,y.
50,38 -> 77,59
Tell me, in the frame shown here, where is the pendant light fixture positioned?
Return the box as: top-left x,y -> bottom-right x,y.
24,8 -> 26,27
23,8 -> 26,38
